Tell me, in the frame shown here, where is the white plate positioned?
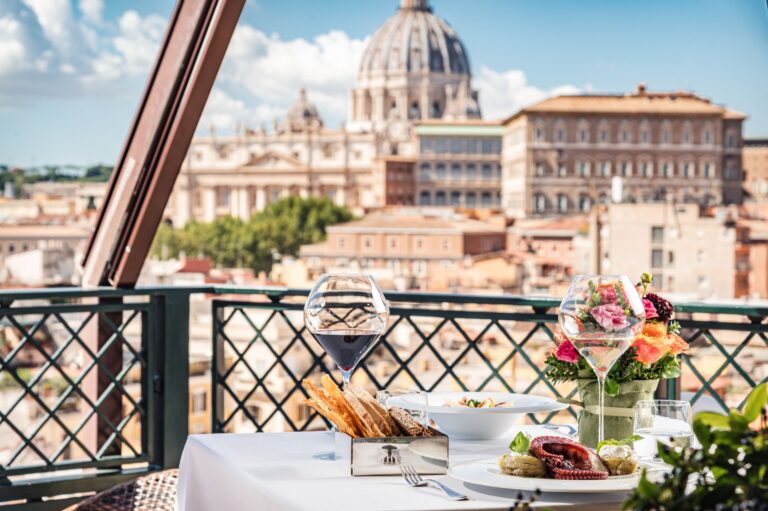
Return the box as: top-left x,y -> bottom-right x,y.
449,457 -> 668,493
388,392 -> 566,415
388,392 -> 567,440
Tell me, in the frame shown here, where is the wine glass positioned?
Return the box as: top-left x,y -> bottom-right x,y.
558,275 -> 645,445
633,400 -> 693,460
304,273 -> 389,389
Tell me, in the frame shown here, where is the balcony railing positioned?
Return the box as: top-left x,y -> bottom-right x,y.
1,286 -> 766,509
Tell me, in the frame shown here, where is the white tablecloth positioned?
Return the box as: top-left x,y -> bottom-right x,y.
176,426 -> 628,511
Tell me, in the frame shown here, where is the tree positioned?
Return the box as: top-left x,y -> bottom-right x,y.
149,196 -> 353,272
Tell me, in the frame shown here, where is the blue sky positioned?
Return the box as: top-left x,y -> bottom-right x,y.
1,0 -> 766,167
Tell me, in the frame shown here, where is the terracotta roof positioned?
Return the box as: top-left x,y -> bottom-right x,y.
327,214 -> 505,233
0,225 -> 89,238
178,258 -> 212,274
505,89 -> 745,121
509,215 -> 588,235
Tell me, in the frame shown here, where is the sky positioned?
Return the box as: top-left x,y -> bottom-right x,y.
0,0 -> 767,167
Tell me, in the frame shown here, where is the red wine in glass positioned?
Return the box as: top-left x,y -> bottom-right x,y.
309,329 -> 381,373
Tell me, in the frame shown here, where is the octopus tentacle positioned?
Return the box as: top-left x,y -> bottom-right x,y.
529,436 -> 609,480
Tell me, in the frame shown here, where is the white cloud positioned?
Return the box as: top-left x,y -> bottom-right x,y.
112,10 -> 166,75
0,15 -> 27,75
475,66 -> 581,120
219,26 -> 367,126
21,0 -> 77,55
78,0 -> 103,24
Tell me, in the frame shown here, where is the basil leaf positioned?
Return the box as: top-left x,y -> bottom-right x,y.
509,431 -> 530,453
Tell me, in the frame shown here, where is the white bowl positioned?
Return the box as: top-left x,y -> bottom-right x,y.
388,391 -> 567,441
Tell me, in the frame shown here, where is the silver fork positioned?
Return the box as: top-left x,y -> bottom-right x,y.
399,462 -> 468,501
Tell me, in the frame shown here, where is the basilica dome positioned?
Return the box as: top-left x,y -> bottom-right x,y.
359,0 -> 471,77
348,0 -> 481,140
281,88 -> 323,133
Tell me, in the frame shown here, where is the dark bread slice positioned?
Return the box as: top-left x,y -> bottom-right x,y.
388,406 -> 429,437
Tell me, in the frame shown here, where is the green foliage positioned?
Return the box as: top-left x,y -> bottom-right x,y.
623,383 -> 768,511
149,196 -> 353,272
545,348 -> 681,396
509,431 -> 531,453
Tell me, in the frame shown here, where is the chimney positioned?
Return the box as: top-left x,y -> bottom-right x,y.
636,83 -> 647,95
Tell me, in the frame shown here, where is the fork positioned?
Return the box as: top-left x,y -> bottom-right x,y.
399,462 -> 468,501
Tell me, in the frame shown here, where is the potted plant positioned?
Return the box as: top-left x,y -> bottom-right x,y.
546,273 -> 688,447
623,383 -> 767,510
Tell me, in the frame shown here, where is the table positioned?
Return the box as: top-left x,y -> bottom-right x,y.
176,426 -> 629,511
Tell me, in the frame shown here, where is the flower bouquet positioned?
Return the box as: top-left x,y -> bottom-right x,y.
548,273 -> 688,447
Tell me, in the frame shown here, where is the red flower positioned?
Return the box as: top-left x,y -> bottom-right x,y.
591,303 -> 629,331
643,299 -> 659,320
596,283 -> 618,303
633,338 -> 665,365
556,340 -> 580,363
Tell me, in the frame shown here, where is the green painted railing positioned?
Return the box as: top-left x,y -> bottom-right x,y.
1,285 -> 766,510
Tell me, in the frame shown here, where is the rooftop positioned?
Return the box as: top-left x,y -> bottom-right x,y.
505,84 -> 746,122
326,213 -> 506,234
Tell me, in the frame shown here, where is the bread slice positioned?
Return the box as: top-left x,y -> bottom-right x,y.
388,406 -> 429,437
350,387 -> 397,436
343,390 -> 384,437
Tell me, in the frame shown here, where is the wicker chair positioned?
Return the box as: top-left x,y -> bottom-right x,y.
65,469 -> 178,511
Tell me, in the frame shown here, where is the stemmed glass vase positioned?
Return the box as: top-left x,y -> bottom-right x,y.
558,275 -> 645,445
304,273 -> 389,389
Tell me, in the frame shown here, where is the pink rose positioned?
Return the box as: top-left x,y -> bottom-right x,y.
596,283 -> 618,303
642,299 -> 658,320
556,340 -> 580,363
590,303 -> 629,331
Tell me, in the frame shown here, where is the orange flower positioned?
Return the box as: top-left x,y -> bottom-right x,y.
631,322 -> 687,365
633,338 -> 665,365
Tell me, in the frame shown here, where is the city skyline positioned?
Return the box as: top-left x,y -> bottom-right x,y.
0,0 -> 767,167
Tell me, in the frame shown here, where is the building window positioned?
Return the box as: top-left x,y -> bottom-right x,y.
578,195 -> 591,211
578,161 -> 589,177
534,163 -> 545,176
598,121 -> 609,143
435,191 -> 447,205
557,194 -> 568,213
726,131 -> 736,148
191,389 -> 206,414
450,191 -> 461,205
555,124 -> 566,143
651,249 -> 664,269
535,125 -> 546,142
578,125 -> 589,143
466,163 -> 477,180
662,124 -> 671,144
702,162 -> 714,178
651,226 -> 664,243
465,192 -> 477,207
419,163 -> 431,181
558,164 -> 567,177
450,138 -> 463,154
724,162 -> 737,179
619,161 -> 632,177
533,193 -> 547,213
415,236 -> 424,250
668,251 -> 675,265
388,236 -> 399,250
599,161 -> 610,177
703,129 -> 713,145
661,162 -> 672,177
482,164 -> 493,180
219,188 -> 230,207
363,236 -> 373,250
620,124 -> 631,143
481,192 -> 492,207
435,163 -> 446,180
682,162 -> 693,178
411,101 -> 420,118
682,124 -> 692,144
9,244 -> 15,253
441,238 -> 451,251
419,191 -> 431,205
451,163 -> 462,180
640,123 -> 650,144
641,161 -> 652,177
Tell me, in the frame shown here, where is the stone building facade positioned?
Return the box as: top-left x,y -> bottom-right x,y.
502,85 -> 746,218
744,138 -> 768,201
166,0 -> 481,226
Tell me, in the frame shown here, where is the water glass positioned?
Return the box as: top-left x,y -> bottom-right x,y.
633,399 -> 693,459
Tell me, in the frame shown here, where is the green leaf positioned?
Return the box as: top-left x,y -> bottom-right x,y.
728,410 -> 749,432
741,383 -> 767,423
604,377 -> 620,396
695,411 -> 730,430
636,471 -> 660,498
509,431 -> 530,453
693,419 -> 711,448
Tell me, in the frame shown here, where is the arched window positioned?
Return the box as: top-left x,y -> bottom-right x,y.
555,119 -> 566,143
661,121 -> 672,144
465,191 -> 477,207
533,193 -> 548,213
702,124 -> 714,146
661,161 -> 673,178
578,160 -> 590,177
435,190 -> 447,205
619,121 -> 631,143
557,194 -> 569,213
702,161 -> 715,178
435,162 -> 447,179
482,163 -> 493,180
599,160 -> 611,177
640,160 -> 653,177
451,163 -> 462,180
466,163 -> 477,180
577,120 -> 590,143
726,130 -> 737,148
579,195 -> 591,212
682,161 -> 694,178
558,164 -> 567,177
534,162 -> 546,176
419,191 -> 431,205
481,192 -> 492,207
419,162 -> 431,181
619,160 -> 632,177
682,122 -> 692,145
534,122 -> 546,142
450,191 -> 461,205
598,120 -> 610,143
639,120 -> 651,144
410,101 -> 420,118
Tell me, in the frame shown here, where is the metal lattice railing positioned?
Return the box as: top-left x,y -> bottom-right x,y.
212,292 -> 768,435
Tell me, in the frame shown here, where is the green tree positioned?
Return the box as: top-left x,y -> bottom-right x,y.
150,196 -> 353,271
